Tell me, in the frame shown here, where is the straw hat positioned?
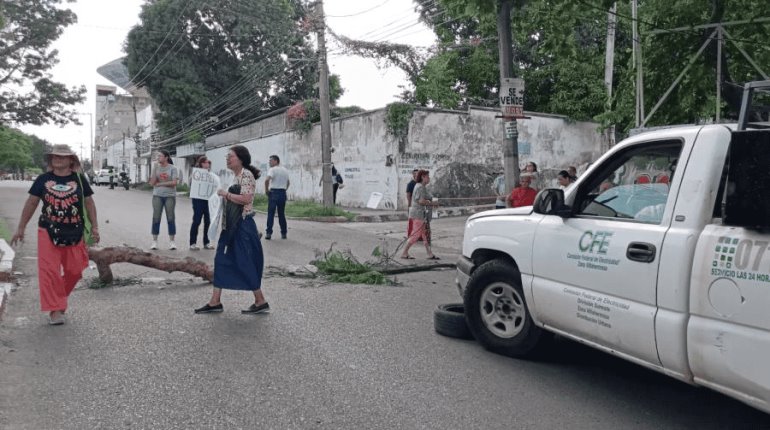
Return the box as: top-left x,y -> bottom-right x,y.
47,144 -> 77,157
45,144 -> 81,170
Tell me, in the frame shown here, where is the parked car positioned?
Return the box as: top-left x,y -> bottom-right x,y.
93,169 -> 113,186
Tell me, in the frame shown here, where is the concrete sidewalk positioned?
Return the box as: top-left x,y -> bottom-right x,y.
254,203 -> 494,223
345,204 -> 494,223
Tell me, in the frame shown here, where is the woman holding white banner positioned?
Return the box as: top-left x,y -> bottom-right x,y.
189,156 -> 215,250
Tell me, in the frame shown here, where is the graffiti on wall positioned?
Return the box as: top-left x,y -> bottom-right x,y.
343,164 -> 396,209
398,152 -> 451,175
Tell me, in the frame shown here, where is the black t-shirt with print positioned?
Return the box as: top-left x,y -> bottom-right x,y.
29,172 -> 94,228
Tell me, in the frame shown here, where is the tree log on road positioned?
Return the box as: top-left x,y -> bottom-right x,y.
377,263 -> 456,275
88,246 -> 213,284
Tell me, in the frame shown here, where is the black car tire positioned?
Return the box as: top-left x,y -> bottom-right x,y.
464,259 -> 545,358
433,303 -> 474,340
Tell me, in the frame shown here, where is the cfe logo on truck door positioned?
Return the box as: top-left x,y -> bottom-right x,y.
712,236 -> 770,283
566,230 -> 621,272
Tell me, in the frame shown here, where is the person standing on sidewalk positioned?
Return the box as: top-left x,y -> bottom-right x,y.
149,150 -> 179,250
405,168 -> 419,238
264,154 -> 290,240
400,169 -> 440,260
11,144 -> 101,325
506,173 -> 538,208
189,155 -> 214,250
195,145 -> 269,315
492,171 -> 507,209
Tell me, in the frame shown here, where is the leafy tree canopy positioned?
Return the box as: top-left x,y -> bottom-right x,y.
405,0 -> 769,133
0,0 -> 86,126
0,126 -> 34,171
125,0 -> 319,141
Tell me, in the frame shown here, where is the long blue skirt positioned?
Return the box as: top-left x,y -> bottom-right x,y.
213,216 -> 264,291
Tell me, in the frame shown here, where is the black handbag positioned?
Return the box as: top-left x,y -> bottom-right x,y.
222,183 -> 243,246
43,218 -> 84,247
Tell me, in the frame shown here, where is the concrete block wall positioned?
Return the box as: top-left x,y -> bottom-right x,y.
204,106 -> 607,210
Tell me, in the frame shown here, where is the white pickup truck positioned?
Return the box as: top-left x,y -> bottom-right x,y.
456,115 -> 770,412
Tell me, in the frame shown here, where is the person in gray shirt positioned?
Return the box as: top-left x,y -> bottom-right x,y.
149,150 -> 179,250
400,169 -> 440,260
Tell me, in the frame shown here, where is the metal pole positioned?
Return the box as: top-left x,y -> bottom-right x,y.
316,0 -> 334,208
716,25 -> 722,122
497,0 -> 519,194
604,3 -> 617,148
632,0 -> 643,127
89,114 -> 94,166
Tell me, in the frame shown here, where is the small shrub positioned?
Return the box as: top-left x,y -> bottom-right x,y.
385,102 -> 415,141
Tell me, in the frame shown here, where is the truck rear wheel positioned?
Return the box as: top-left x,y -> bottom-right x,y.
464,259 -> 544,358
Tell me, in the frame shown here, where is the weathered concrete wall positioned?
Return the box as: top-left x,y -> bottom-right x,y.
205,107 -> 605,210
207,110 -> 396,208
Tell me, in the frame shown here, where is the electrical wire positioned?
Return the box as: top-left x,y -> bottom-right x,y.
326,0 -> 392,18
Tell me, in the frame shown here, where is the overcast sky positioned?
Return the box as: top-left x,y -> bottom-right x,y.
18,0 -> 436,160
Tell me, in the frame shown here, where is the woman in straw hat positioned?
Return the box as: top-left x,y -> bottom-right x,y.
11,144 -> 100,325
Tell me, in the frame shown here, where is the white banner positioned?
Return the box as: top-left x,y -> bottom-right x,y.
190,168 -> 218,200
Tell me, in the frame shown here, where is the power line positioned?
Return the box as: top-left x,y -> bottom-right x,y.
126,1 -> 195,90
326,0 -> 392,18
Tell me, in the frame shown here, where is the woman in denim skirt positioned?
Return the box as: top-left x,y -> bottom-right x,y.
194,145 -> 269,315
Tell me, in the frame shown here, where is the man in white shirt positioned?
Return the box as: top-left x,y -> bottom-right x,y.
492,171 -> 506,209
264,154 -> 290,240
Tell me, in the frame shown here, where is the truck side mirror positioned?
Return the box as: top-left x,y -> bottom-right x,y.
533,188 -> 571,217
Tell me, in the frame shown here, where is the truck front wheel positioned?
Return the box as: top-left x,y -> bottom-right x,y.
464,259 -> 544,358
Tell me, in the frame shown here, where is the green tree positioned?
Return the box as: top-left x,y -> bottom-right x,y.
0,0 -> 86,126
125,0 -> 318,140
0,126 -> 33,173
28,134 -> 51,170
409,0 -> 769,132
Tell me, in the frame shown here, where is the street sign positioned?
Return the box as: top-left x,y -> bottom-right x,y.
504,121 -> 516,139
119,156 -> 130,164
500,78 -> 525,118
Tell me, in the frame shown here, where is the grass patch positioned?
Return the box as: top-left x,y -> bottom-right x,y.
0,218 -> 10,242
254,196 -> 357,220
313,250 -> 390,285
87,276 -> 142,289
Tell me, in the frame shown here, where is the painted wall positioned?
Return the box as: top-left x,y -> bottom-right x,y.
205,107 -> 606,210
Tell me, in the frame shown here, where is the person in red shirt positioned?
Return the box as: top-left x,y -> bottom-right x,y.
506,174 -> 538,208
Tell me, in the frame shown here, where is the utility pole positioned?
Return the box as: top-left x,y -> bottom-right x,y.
604,3 -> 617,148
632,0 -> 644,127
716,25 -> 722,122
497,0 -> 519,193
315,0 -> 334,208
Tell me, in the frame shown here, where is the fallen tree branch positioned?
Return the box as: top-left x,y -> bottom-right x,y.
88,246 -> 213,284
377,262 -> 456,275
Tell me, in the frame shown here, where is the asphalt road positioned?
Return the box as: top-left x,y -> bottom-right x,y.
0,180 -> 767,429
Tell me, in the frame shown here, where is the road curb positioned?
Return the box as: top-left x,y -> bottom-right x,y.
0,238 -> 15,320
256,205 -> 495,223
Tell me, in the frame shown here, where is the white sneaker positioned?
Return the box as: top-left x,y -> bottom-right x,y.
150,241 -> 158,250
169,241 -> 177,250
189,244 -> 200,250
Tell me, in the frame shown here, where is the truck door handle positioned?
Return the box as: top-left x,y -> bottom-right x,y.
627,242 -> 656,263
